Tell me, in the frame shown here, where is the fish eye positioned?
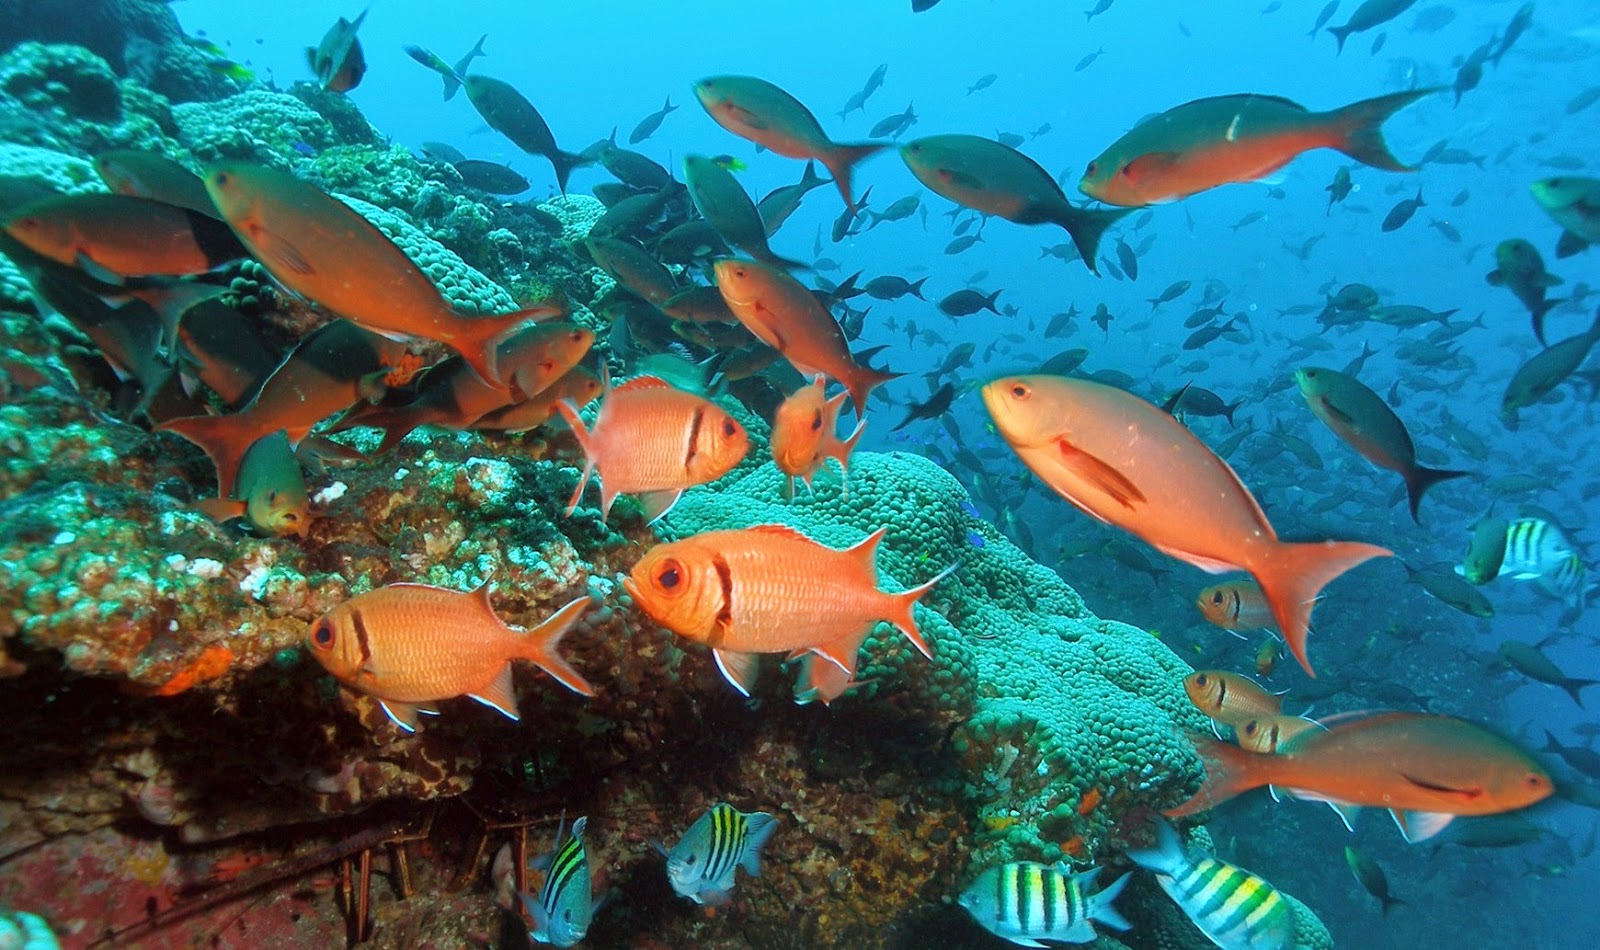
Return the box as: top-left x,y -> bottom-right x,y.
1194,673 -> 1208,686
1210,591 -> 1223,605
810,410 -> 823,432
686,854 -> 698,864
214,171 -> 230,186
1010,382 -> 1029,399
723,420 -> 737,437
1085,161 -> 1098,177
310,620 -> 333,648
1242,721 -> 1258,735
657,560 -> 682,589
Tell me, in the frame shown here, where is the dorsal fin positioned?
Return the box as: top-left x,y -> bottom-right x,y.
747,523 -> 812,542
846,526 -> 889,570
614,374 -> 676,394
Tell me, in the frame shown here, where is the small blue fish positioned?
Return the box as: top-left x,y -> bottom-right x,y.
959,500 -> 981,518
967,530 -> 987,549
291,141 -> 318,157
520,816 -> 593,947
665,803 -> 778,906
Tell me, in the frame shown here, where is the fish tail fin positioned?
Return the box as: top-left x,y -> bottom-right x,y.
1329,88 -> 1439,171
1088,872 -> 1132,930
1053,205 -> 1131,275
1327,24 -> 1354,53
1404,465 -> 1471,522
554,399 -> 597,515
822,143 -> 886,212
157,413 -> 259,498
550,149 -> 590,196
515,596 -> 595,696
1562,678 -> 1599,708
885,562 -> 956,660
843,362 -> 902,415
441,74 -> 462,101
1253,540 -> 1392,677
1164,735 -> 1273,817
799,159 -> 828,191
739,812 -> 780,877
910,277 -> 929,299
1380,894 -> 1407,917
1126,818 -> 1189,873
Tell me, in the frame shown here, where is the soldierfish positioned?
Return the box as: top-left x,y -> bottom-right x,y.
770,378 -> 865,497
1169,713 -> 1553,842
203,162 -> 555,387
623,524 -> 952,696
900,134 -> 1128,274
306,583 -> 594,731
557,375 -> 748,523
1196,578 -> 1274,633
693,75 -> 884,211
1293,366 -> 1468,522
1236,714 -> 1324,754
1078,89 -> 1435,207
983,374 -> 1389,677
1184,670 -> 1284,728
714,258 -> 898,413
160,319 -> 407,497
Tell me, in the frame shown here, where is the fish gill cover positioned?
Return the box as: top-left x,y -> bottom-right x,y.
0,0 -> 1595,948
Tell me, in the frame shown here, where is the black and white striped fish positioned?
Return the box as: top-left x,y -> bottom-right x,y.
664,803 -> 778,906
958,860 -> 1129,946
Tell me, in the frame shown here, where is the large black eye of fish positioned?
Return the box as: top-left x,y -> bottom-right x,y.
1194,673 -> 1208,686
810,410 -> 823,432
1085,161 -> 1099,178
310,620 -> 333,649
1211,591 -> 1223,605
658,560 -> 681,589
1010,382 -> 1030,399
213,171 -> 230,187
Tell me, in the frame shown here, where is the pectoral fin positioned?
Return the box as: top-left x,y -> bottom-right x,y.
1391,809 -> 1454,843
468,666 -> 521,721
1057,440 -> 1145,510
712,649 -> 760,697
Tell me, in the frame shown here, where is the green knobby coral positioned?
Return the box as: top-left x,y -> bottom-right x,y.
661,450 -> 1208,868
173,90 -> 336,167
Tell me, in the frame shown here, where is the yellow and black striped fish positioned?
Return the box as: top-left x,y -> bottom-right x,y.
519,815 -> 592,947
958,860 -> 1130,945
1129,821 -> 1295,950
664,802 -> 779,906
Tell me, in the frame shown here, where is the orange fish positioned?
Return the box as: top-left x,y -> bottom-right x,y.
622,524 -> 952,697
3,193 -> 245,281
789,652 -> 860,706
1169,713 -> 1553,842
1183,670 -> 1284,727
160,320 -> 406,496
1236,714 -> 1323,754
557,375 -> 748,522
203,162 -> 557,386
307,582 -> 594,731
475,366 -> 603,433
693,75 -> 883,210
770,378 -> 865,497
1196,578 -> 1275,633
982,374 -> 1389,677
1078,89 -> 1437,207
335,323 -> 593,453
714,259 -> 897,413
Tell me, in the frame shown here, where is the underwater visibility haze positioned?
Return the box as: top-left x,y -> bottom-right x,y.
0,0 -> 1598,947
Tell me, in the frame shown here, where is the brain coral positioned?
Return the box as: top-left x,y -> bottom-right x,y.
661,451 -> 1209,868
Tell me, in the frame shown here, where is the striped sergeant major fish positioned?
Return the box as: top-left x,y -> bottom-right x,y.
958,861 -> 1130,946
519,815 -> 593,947
1501,518 -> 1574,580
1128,821 -> 1295,950
1539,552 -> 1594,609
664,803 -> 778,906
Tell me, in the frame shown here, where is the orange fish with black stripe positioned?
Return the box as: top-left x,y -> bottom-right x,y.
306,581 -> 594,732
557,374 -> 748,523
623,524 -> 952,697
770,378 -> 865,498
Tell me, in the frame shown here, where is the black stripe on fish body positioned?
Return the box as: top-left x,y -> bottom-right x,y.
684,405 -> 705,469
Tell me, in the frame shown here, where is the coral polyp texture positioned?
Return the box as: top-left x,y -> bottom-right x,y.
0,30 -> 1340,950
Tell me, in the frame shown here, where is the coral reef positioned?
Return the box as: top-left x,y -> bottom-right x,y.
0,42 -> 184,155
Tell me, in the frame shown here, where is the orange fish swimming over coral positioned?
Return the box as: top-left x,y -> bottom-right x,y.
982,374 -> 1389,677
557,375 -> 748,522
770,378 -> 865,497
306,582 -> 595,732
623,524 -> 952,696
1169,712 -> 1553,842
203,161 -> 557,386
